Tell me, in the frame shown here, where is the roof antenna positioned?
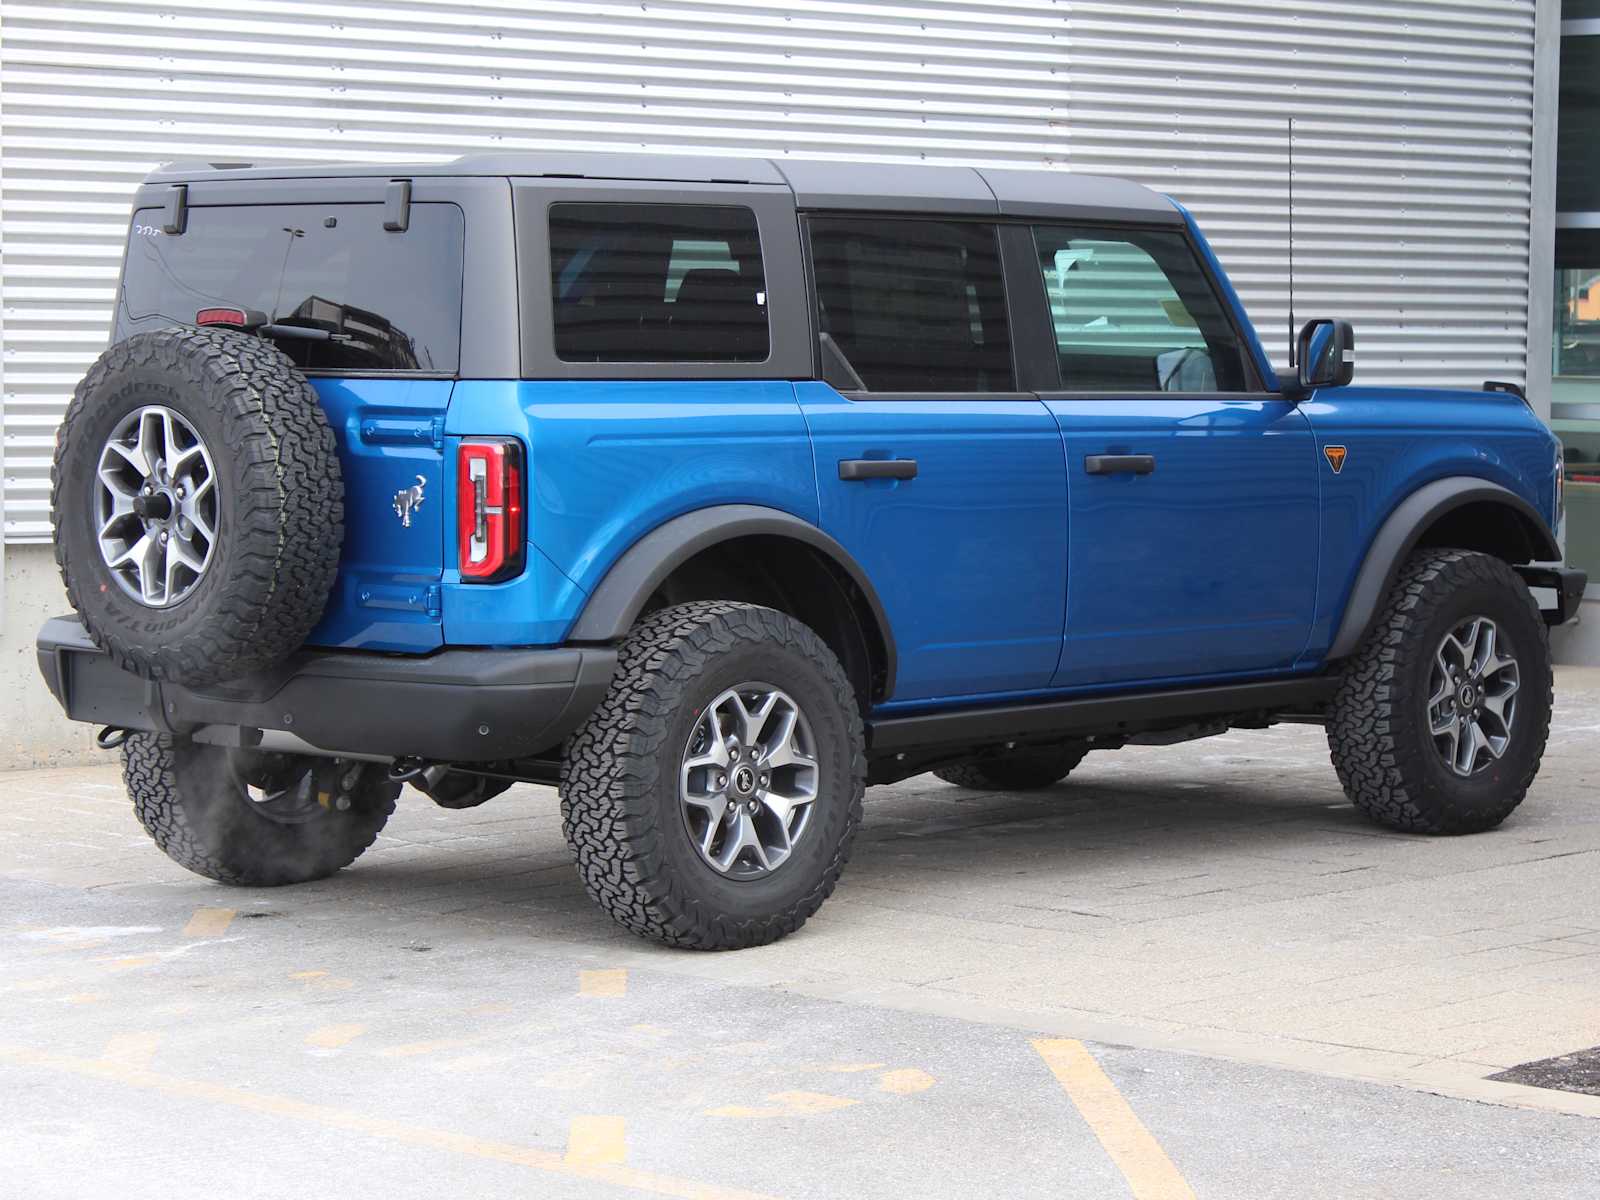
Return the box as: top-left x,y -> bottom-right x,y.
1287,116 -> 1298,370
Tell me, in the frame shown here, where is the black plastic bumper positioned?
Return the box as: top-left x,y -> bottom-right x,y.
36,617 -> 617,762
1515,566 -> 1589,626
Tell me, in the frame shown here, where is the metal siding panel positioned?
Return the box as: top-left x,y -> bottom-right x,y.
0,0 -> 1538,541
1062,0 -> 1538,390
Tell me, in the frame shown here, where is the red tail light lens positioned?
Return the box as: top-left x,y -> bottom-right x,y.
457,439 -> 525,583
195,307 -> 250,326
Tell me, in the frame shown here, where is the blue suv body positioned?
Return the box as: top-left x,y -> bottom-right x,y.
38,153 -> 1585,947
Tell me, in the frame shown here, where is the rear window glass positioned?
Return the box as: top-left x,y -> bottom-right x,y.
549,203 -> 769,363
119,203 -> 464,372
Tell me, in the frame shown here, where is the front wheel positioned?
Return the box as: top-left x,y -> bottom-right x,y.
123,734 -> 397,885
1327,549 -> 1552,835
561,602 -> 865,950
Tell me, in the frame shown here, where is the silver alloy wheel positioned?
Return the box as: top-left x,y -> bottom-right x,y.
1427,616 -> 1520,778
679,682 -> 820,880
95,405 -> 218,607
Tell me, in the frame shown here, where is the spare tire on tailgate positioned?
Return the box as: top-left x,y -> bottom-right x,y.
51,326 -> 343,687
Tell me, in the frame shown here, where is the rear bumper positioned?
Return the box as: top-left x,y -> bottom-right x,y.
1515,566 -> 1589,626
36,616 -> 616,762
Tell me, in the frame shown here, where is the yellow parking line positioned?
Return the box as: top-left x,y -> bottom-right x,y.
706,1091 -> 859,1120
566,1115 -> 628,1166
182,908 -> 235,938
579,968 -> 627,998
102,1032 -> 161,1070
306,1024 -> 367,1050
1032,1039 -> 1196,1200
0,1045 -> 777,1200
877,1068 -> 936,1095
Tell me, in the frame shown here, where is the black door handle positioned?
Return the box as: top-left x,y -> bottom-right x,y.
839,458 -> 918,481
1085,454 -> 1156,476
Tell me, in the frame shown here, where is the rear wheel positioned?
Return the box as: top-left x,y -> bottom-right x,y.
561,602 -> 865,950
1327,549 -> 1552,835
934,744 -> 1089,792
123,733 -> 396,885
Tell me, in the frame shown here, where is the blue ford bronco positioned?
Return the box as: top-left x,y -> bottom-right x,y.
37,153 -> 1586,949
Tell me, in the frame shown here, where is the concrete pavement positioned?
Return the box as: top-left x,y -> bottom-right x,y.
4,667 -> 1600,1196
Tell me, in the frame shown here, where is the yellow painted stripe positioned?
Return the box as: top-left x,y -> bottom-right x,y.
306,1024 -> 367,1050
1032,1039 -> 1196,1200
579,968 -> 627,998
566,1115 -> 627,1167
182,908 -> 235,938
101,954 -> 159,971
379,1037 -> 473,1059
706,1092 -> 859,1120
101,1032 -> 161,1070
0,1045 -> 776,1200
877,1068 -> 935,1095
289,970 -> 353,990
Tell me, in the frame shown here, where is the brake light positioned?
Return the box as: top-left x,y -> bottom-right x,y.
196,307 -> 249,326
457,439 -> 525,582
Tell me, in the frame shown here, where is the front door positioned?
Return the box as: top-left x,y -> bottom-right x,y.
799,216 -> 1068,704
1022,222 -> 1320,687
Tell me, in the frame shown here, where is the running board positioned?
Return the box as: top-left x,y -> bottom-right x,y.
866,676 -> 1338,757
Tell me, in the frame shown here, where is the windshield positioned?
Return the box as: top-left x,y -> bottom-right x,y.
118,201 -> 464,373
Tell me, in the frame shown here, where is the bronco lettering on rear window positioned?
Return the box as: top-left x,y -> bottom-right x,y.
117,203 -> 465,373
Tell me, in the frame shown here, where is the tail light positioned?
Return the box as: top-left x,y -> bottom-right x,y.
195,306 -> 266,328
457,439 -> 525,582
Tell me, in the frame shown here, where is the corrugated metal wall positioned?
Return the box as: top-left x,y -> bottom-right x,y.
0,0 -> 1538,542
1064,0 -> 1538,391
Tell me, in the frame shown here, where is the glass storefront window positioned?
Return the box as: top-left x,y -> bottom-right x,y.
1554,25 -> 1600,589
1554,230 -> 1600,583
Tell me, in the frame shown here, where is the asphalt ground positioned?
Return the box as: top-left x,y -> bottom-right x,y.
4,667 -> 1600,1198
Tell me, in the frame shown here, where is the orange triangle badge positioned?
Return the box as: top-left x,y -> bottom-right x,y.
1323,445 -> 1348,474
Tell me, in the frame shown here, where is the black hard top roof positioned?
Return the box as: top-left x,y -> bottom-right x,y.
144,151 -> 1182,225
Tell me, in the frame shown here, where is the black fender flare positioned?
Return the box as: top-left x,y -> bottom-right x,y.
1325,477 -> 1559,661
568,505 -> 898,698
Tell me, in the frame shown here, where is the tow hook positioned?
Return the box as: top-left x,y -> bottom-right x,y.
388,757 -> 428,783
95,726 -> 130,750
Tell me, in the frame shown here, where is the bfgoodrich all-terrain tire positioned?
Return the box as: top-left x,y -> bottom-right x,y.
52,327 -> 342,687
561,602 -> 866,950
934,744 -> 1089,792
123,733 -> 397,886
1327,548 -> 1552,835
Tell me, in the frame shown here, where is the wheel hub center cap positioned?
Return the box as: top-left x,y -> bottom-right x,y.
1458,682 -> 1477,708
730,764 -> 758,797
132,490 -> 175,521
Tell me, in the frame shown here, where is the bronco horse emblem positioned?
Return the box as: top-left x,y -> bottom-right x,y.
393,474 -> 427,527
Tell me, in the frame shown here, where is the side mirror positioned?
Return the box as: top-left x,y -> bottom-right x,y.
1297,318 -> 1355,390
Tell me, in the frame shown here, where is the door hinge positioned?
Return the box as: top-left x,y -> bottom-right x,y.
359,414 -> 445,451
425,585 -> 442,619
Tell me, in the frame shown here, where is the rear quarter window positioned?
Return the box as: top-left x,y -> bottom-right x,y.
548,203 -> 769,363
118,202 -> 465,373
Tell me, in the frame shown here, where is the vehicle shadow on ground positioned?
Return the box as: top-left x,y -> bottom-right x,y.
323,769 -> 1443,946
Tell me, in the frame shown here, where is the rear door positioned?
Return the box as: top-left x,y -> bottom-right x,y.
116,196 -> 468,651
799,215 -> 1068,703
1014,222 -> 1320,687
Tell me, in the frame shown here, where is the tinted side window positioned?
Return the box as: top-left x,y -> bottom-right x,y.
808,218 -> 1013,393
549,204 -> 768,363
1033,226 -> 1248,393
119,203 -> 464,373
